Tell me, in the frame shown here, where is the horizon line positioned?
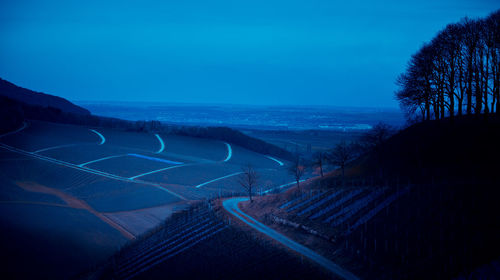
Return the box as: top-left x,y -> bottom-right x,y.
73,100 -> 401,110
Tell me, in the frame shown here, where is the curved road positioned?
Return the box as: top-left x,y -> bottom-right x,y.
223,197 -> 360,280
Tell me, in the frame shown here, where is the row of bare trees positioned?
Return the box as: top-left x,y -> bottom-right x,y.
238,123 -> 396,200
396,10 -> 500,121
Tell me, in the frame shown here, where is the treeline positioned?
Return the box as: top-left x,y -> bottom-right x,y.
396,10 -> 500,121
0,96 -> 293,161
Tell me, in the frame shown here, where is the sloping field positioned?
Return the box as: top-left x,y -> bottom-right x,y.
67,179 -> 182,212
201,167 -> 299,193
93,127 -> 162,153
0,120 -> 294,278
85,154 -> 176,178
140,162 -> 241,187
0,150 -> 181,212
160,133 -> 228,162
0,203 -> 127,279
0,121 -> 100,152
38,144 -> 133,165
103,202 -> 187,237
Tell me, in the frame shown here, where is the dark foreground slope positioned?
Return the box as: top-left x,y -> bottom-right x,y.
338,116 -> 500,278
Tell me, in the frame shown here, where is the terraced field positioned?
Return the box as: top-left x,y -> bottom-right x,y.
0,120 -> 299,278
278,186 -> 409,236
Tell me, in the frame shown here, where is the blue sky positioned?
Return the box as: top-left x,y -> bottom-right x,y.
0,0 -> 498,107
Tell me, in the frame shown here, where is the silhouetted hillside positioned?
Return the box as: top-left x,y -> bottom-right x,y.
0,78 -> 90,115
354,115 -> 500,184
314,116 -> 500,278
0,96 -> 25,134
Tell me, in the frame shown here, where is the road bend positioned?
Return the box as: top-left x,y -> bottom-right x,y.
223,197 -> 360,280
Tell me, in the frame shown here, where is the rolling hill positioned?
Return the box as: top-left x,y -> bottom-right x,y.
0,78 -> 89,115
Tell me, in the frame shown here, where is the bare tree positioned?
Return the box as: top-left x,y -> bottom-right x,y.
359,123 -> 395,155
289,155 -> 306,191
312,151 -> 327,178
238,165 -> 258,202
359,123 -> 395,179
329,141 -> 354,186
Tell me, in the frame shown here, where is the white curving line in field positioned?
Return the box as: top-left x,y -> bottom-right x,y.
0,143 -> 187,200
90,129 -> 106,145
223,142 -> 232,162
194,172 -> 243,189
78,154 -> 127,167
129,163 -> 196,180
265,155 -> 284,166
81,153 -> 184,168
155,134 -> 165,154
0,122 -> 28,138
33,143 -> 79,154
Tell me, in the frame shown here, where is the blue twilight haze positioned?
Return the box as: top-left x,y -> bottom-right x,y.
0,0 -> 498,107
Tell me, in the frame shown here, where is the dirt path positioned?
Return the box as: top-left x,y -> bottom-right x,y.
16,181 -> 136,240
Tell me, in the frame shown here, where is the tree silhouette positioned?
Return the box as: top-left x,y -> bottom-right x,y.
237,165 -> 258,203
288,154 -> 306,192
312,151 -> 327,178
329,141 -> 354,186
396,10 -> 500,121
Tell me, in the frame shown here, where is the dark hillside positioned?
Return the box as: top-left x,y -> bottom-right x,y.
0,78 -> 90,115
255,116 -> 500,278
344,181 -> 500,279
357,115 -> 500,183
326,116 -> 500,278
0,96 -> 24,134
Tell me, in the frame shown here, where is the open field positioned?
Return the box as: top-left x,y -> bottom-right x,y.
243,128 -> 365,156
0,120 -> 300,278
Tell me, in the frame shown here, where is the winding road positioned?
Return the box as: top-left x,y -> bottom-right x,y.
223,197 -> 360,280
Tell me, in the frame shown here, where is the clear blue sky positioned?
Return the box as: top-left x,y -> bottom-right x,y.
0,0 -> 497,107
